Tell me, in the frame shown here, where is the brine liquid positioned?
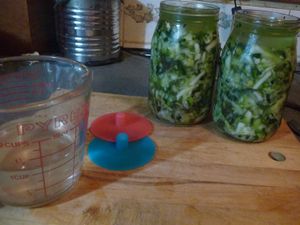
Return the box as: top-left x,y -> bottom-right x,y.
0,127 -> 85,207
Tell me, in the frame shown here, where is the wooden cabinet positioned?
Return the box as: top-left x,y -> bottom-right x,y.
0,0 -> 57,57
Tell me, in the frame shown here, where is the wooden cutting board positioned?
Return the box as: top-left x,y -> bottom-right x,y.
1,92 -> 300,225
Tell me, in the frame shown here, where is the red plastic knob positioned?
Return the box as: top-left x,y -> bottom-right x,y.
89,112 -> 153,142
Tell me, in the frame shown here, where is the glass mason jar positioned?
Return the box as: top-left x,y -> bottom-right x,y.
149,0 -> 220,125
213,10 -> 300,142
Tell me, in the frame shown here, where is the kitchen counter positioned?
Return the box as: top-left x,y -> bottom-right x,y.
91,51 -> 150,97
1,92 -> 300,225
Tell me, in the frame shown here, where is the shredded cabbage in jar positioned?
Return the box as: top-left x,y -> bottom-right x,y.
149,20 -> 219,124
213,37 -> 296,142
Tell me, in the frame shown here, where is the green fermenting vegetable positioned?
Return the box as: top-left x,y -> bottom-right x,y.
149,20 -> 219,124
213,34 -> 296,142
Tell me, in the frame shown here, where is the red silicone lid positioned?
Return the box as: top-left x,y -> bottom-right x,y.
89,112 -> 153,142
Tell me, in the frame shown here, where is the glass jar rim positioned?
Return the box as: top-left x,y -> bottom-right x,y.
236,9 -> 300,28
160,0 -> 219,16
0,55 -> 91,113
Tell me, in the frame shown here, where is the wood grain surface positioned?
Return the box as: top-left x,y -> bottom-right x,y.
1,92 -> 300,225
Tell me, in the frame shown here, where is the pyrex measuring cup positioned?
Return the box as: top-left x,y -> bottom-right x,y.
0,56 -> 91,207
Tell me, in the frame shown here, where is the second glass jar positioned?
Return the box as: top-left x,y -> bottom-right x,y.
149,0 -> 220,125
213,10 -> 300,142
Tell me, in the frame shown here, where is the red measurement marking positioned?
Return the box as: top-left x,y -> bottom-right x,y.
0,71 -> 39,81
70,123 -> 80,132
72,127 -> 77,183
34,176 -> 73,191
10,174 -> 29,180
37,141 -> 47,197
0,90 -> 29,98
52,132 -> 66,139
32,161 -> 80,194
31,138 -> 51,144
0,96 -> 30,106
47,177 -> 72,189
29,143 -> 74,161
0,140 -> 31,149
0,83 -> 50,92
31,157 -> 74,176
0,89 -> 45,98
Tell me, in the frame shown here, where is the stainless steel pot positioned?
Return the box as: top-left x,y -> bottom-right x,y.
55,0 -> 121,65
